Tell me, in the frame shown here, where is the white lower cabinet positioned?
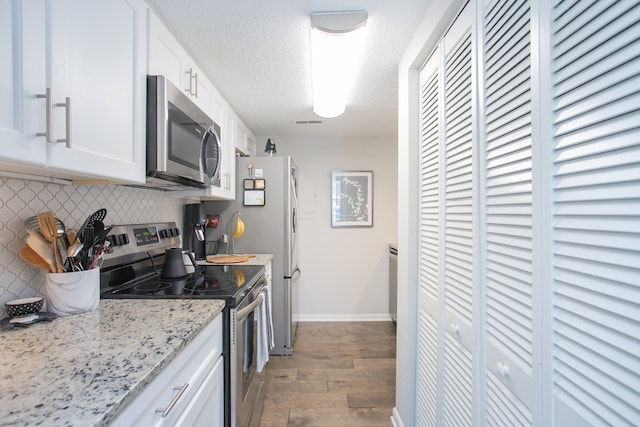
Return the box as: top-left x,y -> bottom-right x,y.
171,356 -> 223,427
111,314 -> 223,427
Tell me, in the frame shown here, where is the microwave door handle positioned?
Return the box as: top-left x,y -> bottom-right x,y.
201,126 -> 222,182
237,294 -> 264,321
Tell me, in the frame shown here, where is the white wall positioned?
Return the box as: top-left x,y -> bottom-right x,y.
257,135 -> 397,321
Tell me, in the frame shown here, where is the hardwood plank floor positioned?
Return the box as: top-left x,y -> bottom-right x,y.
258,321 -> 396,427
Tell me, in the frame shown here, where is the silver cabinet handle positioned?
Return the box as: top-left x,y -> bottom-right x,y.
158,382 -> 189,418
185,68 -> 198,98
55,97 -> 71,147
192,71 -> 198,98
36,88 -> 52,142
184,69 -> 192,95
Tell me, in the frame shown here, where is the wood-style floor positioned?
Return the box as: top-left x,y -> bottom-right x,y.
258,321 -> 396,427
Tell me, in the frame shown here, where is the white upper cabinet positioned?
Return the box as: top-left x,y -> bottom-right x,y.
236,119 -> 257,157
46,0 -> 147,183
0,0 -> 48,166
147,10 -> 212,116
0,0 -> 147,184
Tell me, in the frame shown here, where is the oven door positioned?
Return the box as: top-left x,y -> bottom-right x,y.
232,279 -> 266,427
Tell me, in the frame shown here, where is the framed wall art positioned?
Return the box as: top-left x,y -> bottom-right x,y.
331,170 -> 373,227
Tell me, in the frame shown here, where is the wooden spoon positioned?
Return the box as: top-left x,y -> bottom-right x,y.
37,211 -> 57,243
19,245 -> 53,272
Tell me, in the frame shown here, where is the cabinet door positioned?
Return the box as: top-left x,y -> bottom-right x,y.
147,10 -> 189,93
173,356 -> 224,427
46,0 -> 146,183
187,61 -> 213,116
0,0 -> 47,165
148,11 -> 212,116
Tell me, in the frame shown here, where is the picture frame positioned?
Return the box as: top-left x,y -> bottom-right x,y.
331,170 -> 373,227
244,189 -> 265,206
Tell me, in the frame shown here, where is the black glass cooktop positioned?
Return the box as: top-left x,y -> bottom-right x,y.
100,264 -> 264,307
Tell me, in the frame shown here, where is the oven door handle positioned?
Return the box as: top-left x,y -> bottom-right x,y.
237,293 -> 264,321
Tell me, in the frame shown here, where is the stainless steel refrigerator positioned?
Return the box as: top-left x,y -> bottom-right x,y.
205,155 -> 300,355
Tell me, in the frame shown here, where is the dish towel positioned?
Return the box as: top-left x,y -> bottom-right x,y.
256,285 -> 274,372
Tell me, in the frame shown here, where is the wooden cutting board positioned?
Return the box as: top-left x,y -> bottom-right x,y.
206,254 -> 256,264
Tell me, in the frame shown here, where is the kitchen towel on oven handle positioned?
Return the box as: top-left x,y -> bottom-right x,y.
256,286 -> 274,372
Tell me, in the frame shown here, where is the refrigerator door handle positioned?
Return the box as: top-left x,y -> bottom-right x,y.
286,267 -> 301,280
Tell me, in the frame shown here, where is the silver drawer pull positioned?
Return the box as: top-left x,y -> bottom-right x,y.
158,382 -> 189,418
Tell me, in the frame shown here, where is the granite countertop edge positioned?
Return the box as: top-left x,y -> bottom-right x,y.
0,299 -> 225,427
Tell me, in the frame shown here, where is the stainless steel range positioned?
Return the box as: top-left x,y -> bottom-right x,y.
99,222 -> 266,427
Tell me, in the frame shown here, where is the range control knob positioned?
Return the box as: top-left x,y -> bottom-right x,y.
114,233 -> 129,246
159,229 -> 168,239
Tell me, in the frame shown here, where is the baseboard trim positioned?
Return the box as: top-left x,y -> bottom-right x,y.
298,314 -> 393,322
391,407 -> 404,427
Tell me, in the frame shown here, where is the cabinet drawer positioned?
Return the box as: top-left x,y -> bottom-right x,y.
111,314 -> 223,426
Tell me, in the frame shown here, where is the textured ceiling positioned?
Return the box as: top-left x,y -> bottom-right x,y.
145,0 -> 431,139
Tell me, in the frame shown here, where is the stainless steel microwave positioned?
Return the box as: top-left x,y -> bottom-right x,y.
145,75 -> 222,190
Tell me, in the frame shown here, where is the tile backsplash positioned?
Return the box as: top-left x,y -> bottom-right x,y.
0,176 -> 186,318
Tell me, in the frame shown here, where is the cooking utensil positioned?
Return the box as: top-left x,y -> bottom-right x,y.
55,235 -> 69,272
90,224 -> 113,249
66,229 -> 78,245
19,246 -> 52,272
37,211 -> 58,243
67,241 -> 84,258
66,241 -> 84,271
25,231 -> 56,272
52,235 -> 64,273
77,208 -> 107,241
24,216 -> 66,236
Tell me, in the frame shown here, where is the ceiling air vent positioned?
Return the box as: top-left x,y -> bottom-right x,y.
295,120 -> 322,124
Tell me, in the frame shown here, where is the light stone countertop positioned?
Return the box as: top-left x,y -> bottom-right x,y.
0,299 -> 225,427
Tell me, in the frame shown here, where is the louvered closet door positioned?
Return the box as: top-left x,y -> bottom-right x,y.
442,6 -> 475,426
416,47 -> 441,427
481,0 -> 535,425
550,1 -> 640,425
416,4 -> 475,426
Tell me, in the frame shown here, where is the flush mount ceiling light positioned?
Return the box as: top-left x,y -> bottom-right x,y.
310,10 -> 368,118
